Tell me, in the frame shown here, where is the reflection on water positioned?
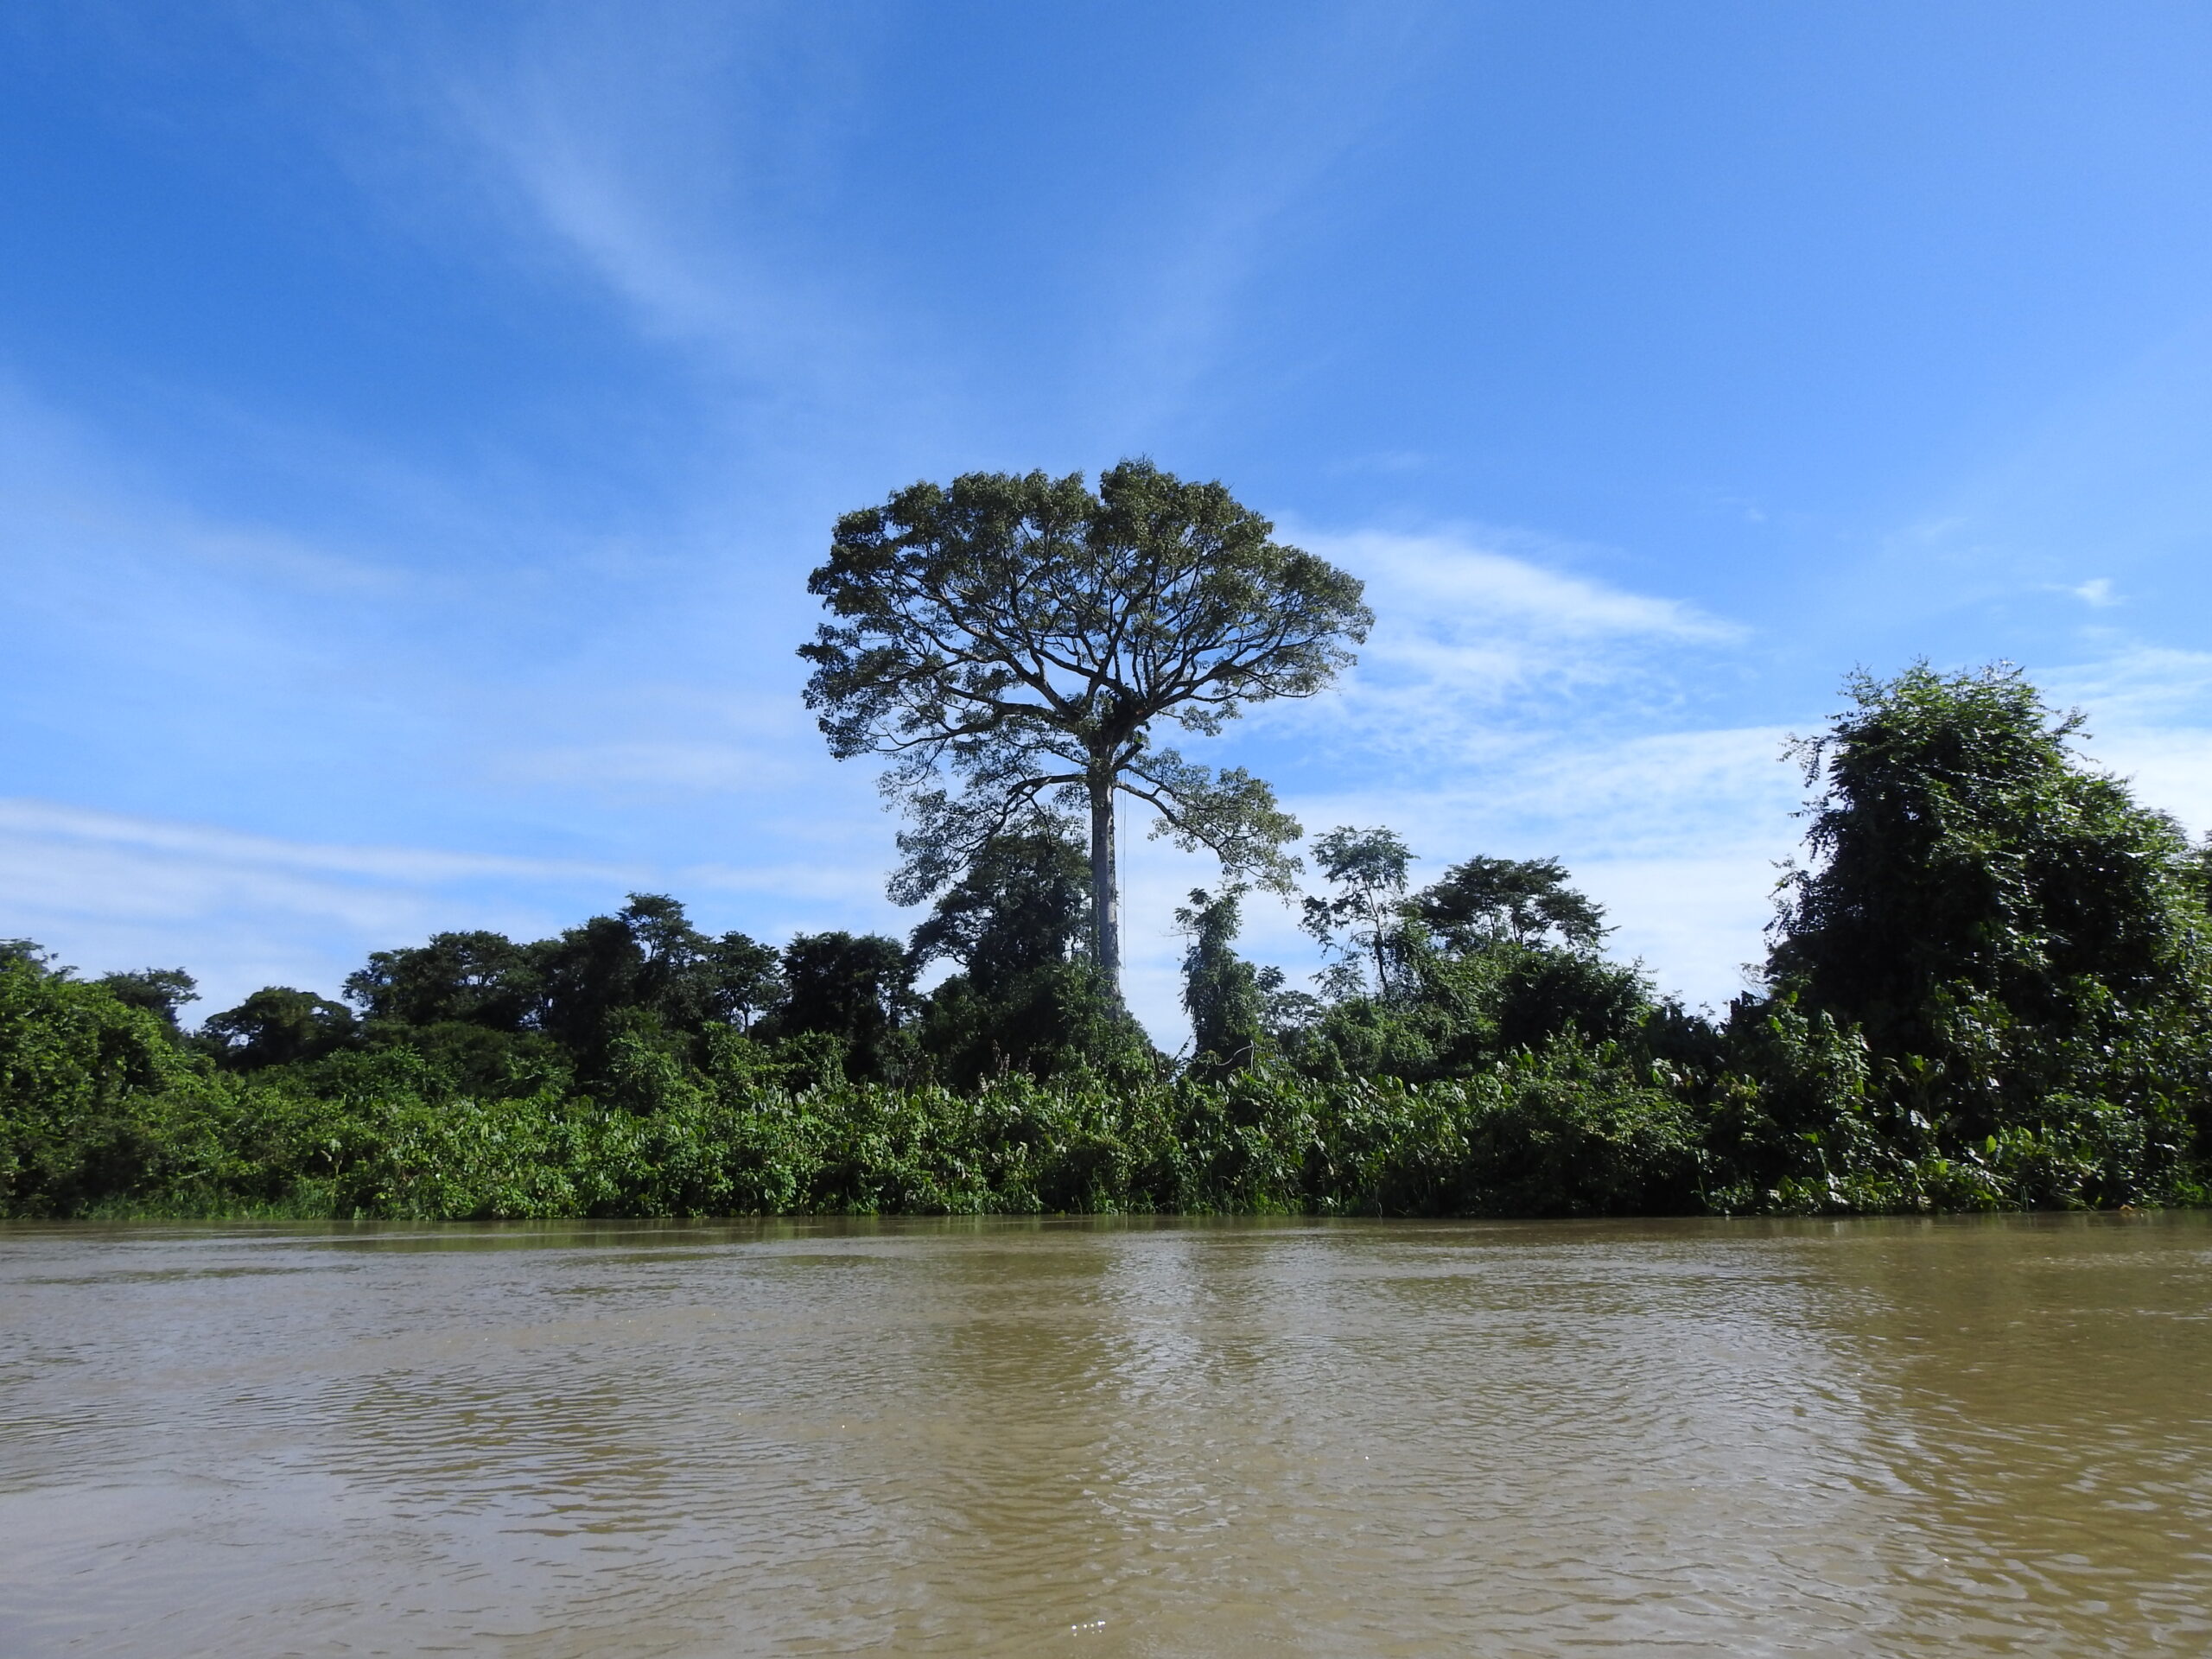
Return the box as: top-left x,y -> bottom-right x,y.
3,1215 -> 2208,1656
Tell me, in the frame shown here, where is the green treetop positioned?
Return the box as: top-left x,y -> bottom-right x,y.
799,459 -> 1371,1001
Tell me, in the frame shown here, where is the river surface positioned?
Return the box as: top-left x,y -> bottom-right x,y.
2,1214 -> 2208,1656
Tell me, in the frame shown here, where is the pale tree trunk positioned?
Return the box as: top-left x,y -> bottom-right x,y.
1088,771 -> 1121,1001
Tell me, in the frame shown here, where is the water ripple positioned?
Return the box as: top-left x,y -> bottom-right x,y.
1,1215 -> 2208,1655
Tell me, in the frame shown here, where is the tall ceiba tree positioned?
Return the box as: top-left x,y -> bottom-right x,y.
800,460 -> 1372,997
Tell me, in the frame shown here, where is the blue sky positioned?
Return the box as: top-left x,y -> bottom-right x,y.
6,1 -> 2212,1038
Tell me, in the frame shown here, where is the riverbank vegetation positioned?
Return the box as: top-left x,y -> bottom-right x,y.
8,658 -> 2209,1221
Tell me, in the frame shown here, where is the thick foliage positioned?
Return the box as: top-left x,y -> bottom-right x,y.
908,831 -> 1155,1090
0,969 -> 1703,1220
1178,887 -> 1273,1077
13,660 -> 2210,1222
5,960 -> 2202,1221
1770,663 -> 2212,1140
909,831 -> 1090,994
338,897 -> 787,1077
777,931 -> 918,1083
200,986 -> 359,1068
0,961 -> 237,1216
94,968 -> 200,1034
1413,855 -> 1610,952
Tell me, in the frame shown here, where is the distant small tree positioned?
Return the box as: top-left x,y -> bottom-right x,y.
800,460 -> 1371,1000
95,969 -> 199,1036
1412,856 -> 1609,954
1177,887 -> 1273,1076
1301,827 -> 1416,998
200,987 -> 358,1069
911,833 -> 1147,1088
779,931 -> 917,1083
909,830 -> 1091,998
705,932 -> 784,1033
0,940 -> 70,978
346,931 -> 541,1031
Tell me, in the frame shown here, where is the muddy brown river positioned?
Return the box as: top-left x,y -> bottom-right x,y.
2,1214 -> 2208,1656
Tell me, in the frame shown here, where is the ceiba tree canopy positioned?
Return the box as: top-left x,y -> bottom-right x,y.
799,459 -> 1372,996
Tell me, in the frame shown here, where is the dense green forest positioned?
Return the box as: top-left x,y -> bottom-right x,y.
7,658 -> 2210,1221
6,468 -> 2209,1218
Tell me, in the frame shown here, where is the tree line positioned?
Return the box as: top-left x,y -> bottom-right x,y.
3,460 -> 2209,1217
7,656 -> 2207,1218
0,818 -> 1683,1098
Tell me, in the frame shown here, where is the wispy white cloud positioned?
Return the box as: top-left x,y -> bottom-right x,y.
1104,528 -> 1791,1032
2044,645 -> 2212,834
2071,576 -> 2120,607
383,0 -> 960,483
2044,643 -> 2212,727
0,798 -> 627,1008
0,800 -> 631,889
1338,526 -> 1738,643
0,796 -> 898,1014
446,19 -> 850,373
385,0 -> 1461,464
1245,527 -> 1746,785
